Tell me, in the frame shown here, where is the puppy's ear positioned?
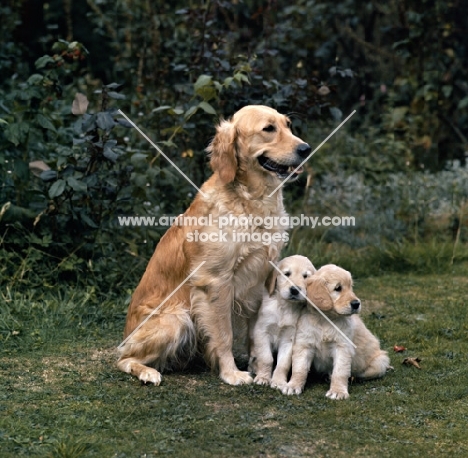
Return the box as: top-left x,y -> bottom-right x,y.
207,120 -> 238,184
265,267 -> 278,296
306,277 -> 333,311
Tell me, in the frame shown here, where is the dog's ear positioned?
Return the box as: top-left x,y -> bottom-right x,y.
265,267 -> 278,296
306,277 -> 333,311
207,120 -> 238,184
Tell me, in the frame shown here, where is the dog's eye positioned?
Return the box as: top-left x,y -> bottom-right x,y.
284,271 -> 291,277
303,273 -> 309,279
334,285 -> 342,292
263,124 -> 276,132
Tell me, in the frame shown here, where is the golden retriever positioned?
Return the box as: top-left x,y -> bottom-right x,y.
249,255 -> 316,389
118,105 -> 311,386
284,264 -> 390,399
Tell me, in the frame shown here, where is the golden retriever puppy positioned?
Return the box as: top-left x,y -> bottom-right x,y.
284,264 -> 390,399
249,255 -> 316,389
118,105 -> 311,386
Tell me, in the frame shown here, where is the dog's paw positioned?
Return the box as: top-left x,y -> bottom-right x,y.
270,378 -> 287,391
138,367 -> 162,386
326,389 -> 349,400
281,383 -> 304,395
221,370 -> 253,386
254,375 -> 271,386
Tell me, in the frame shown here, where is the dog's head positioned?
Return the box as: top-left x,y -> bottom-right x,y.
266,255 -> 316,302
207,105 -> 311,185
306,264 -> 361,316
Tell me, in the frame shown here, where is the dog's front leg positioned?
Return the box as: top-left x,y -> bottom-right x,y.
283,344 -> 314,395
270,327 -> 295,390
192,283 -> 253,386
326,345 -> 353,400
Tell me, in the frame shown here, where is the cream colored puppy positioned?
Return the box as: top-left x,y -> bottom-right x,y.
249,255 -> 316,390
284,264 -> 390,399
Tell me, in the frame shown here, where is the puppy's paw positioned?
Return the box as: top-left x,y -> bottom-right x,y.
254,375 -> 271,386
139,367 -> 162,386
326,389 -> 349,400
281,383 -> 304,395
221,370 -> 253,386
270,378 -> 287,391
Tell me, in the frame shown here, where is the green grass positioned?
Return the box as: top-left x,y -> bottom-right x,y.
1,266 -> 468,457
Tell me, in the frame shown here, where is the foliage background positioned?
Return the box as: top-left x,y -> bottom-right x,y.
1,0 -> 468,291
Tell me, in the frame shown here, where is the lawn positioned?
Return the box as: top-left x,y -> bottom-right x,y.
1,266 -> 467,457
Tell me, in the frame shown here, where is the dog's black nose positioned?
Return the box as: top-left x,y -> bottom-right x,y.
350,300 -> 361,310
295,143 -> 311,158
290,286 -> 300,296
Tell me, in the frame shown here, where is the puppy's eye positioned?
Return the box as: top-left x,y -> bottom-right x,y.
303,273 -> 309,279
284,271 -> 291,277
263,124 -> 276,132
334,285 -> 342,292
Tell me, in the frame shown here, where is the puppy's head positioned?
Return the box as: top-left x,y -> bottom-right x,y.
207,105 -> 311,185
266,255 -> 316,302
306,264 -> 361,316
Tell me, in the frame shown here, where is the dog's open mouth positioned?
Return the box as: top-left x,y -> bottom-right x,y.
258,155 -> 303,179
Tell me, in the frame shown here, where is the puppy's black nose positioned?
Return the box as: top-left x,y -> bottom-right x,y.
295,143 -> 311,158
290,286 -> 300,296
350,300 -> 361,310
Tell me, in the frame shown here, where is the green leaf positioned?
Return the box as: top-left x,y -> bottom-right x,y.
14,160 -> 29,181
4,122 -> 30,146
329,107 -> 343,121
37,114 -> 57,132
104,82 -> 123,90
96,112 -> 115,131
35,55 -> 55,69
131,153 -> 148,168
458,96 -> 468,110
198,101 -> 216,115
169,108 -> 184,116
27,74 -> 44,85
103,148 -> 119,163
184,106 -> 198,120
194,75 -> 213,92
67,177 -> 87,192
80,212 -> 99,228
391,107 -> 408,124
152,105 -> 172,113
107,91 -> 126,100
233,72 -> 249,84
223,77 -> 233,88
49,179 -> 66,199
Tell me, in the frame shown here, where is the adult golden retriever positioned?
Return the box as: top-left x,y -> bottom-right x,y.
118,105 -> 311,386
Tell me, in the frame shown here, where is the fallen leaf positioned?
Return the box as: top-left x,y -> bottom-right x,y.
393,345 -> 406,352
402,357 -> 421,369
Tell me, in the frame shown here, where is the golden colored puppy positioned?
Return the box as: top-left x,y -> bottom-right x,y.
249,255 -> 316,389
284,264 -> 390,399
118,105 -> 311,386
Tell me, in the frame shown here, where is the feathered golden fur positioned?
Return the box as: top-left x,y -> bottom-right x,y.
249,255 -> 316,389
284,264 -> 391,399
118,105 -> 311,386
